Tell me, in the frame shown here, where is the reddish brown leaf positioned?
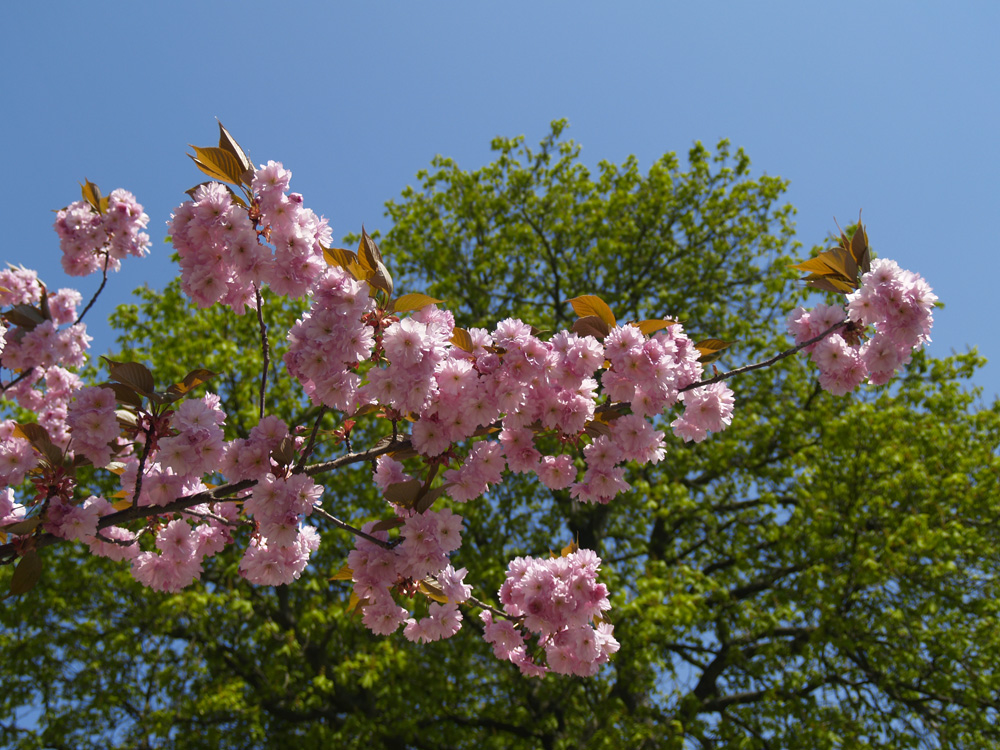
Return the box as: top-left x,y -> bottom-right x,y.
10,550 -> 42,596
450,328 -> 474,352
384,479 -> 421,508
392,293 -> 443,314
633,318 -> 679,336
694,339 -> 735,364
371,517 -> 405,533
80,179 -> 103,213
572,315 -> 610,340
2,517 -> 41,536
414,484 -> 452,514
189,146 -> 245,186
329,563 -> 354,581
568,295 -> 616,327
216,121 -> 253,183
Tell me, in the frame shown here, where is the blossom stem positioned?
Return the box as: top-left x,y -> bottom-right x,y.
680,320 -> 848,392
312,505 -> 393,549
254,285 -> 270,421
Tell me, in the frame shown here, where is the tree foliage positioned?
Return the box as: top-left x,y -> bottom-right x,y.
2,122 -> 997,749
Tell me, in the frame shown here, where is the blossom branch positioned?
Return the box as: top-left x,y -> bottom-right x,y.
295,405 -> 328,472
0,433 -> 414,563
254,285 -> 269,421
0,369 -> 34,395
312,505 -> 393,549
680,320 -> 848,393
73,250 -> 111,327
430,574 -> 516,623
130,422 -> 155,508
180,508 -> 244,528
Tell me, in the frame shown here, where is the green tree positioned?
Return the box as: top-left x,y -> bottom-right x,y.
2,121 -> 997,749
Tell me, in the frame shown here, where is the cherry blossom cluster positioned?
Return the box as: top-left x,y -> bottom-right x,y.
347,508 -> 466,638
157,394 -> 227,477
115,396 -> 227,511
54,190 -> 150,276
0,152 -> 938,682
131,509 -> 239,592
481,549 -> 619,678
1,266 -> 89,448
169,162 -> 331,313
788,259 -> 936,394
0,420 -> 38,487
1,267 -> 89,374
359,312 -> 731,508
283,266 -> 375,412
65,386 -> 119,467
1,487 -> 25,527
218,415 -> 325,586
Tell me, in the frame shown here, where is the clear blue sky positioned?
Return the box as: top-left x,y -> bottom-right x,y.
3,2 -> 997,400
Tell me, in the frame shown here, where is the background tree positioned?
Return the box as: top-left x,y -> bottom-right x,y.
2,122 -> 997,749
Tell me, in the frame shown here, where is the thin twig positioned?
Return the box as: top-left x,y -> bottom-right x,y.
180,508 -> 243,527
254,286 -> 269,420
130,422 -> 155,508
73,251 -> 111,326
680,320 -> 848,392
426,573 -> 517,623
94,529 -> 140,548
0,368 -> 34,395
312,505 -> 393,549
295,405 -> 328,472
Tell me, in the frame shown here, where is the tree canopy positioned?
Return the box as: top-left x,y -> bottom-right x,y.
2,121 -> 997,750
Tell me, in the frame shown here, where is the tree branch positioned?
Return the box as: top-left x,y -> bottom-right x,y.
254,285 -> 269,420
680,320 -> 848,393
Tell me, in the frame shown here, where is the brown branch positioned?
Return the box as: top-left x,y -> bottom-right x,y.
0,368 -> 35,395
130,422 -> 155,507
311,505 -> 393,549
0,434 -> 414,564
680,319 -> 848,393
254,285 -> 269,420
73,250 -> 111,326
295,405 -> 328,472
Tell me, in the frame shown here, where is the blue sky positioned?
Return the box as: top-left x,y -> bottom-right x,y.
3,2 -> 997,400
